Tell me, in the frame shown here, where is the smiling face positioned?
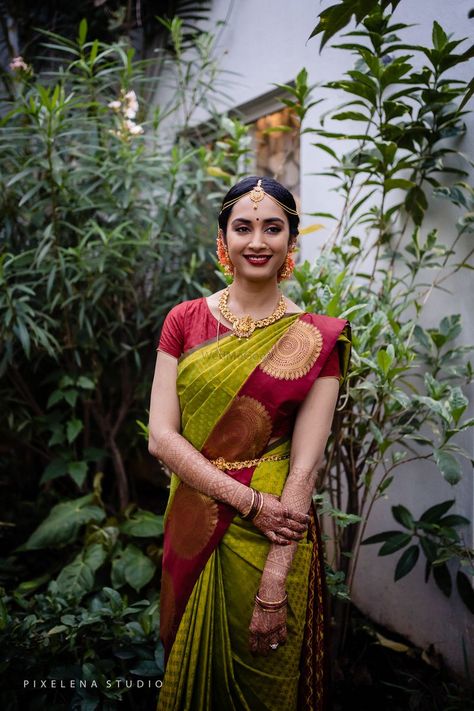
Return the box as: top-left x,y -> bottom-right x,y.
222,194 -> 292,283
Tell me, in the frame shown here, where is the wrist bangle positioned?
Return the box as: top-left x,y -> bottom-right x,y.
255,592 -> 288,611
253,490 -> 264,520
241,488 -> 257,519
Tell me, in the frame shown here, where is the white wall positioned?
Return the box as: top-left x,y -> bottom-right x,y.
178,0 -> 474,675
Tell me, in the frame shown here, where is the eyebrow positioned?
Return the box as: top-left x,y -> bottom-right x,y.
231,217 -> 285,225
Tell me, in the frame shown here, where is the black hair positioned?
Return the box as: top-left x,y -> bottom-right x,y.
218,175 -> 299,238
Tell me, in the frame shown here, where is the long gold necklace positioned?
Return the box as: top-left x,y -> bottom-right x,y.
218,287 -> 286,339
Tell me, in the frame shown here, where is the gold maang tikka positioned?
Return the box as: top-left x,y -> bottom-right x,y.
248,179 -> 265,209
219,178 -> 299,217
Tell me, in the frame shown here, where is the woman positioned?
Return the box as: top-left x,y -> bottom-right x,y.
148,176 -> 351,711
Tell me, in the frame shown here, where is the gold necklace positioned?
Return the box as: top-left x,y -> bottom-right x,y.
218,287 -> 287,339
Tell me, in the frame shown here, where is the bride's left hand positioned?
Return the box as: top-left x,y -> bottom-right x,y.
248,602 -> 287,656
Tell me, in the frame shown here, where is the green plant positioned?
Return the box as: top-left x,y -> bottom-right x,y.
0,474 -> 165,707
0,18 -> 252,702
282,7 -> 474,643
0,18 -> 249,519
0,584 -> 163,709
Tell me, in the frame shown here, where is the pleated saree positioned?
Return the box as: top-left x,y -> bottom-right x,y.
156,298 -> 351,711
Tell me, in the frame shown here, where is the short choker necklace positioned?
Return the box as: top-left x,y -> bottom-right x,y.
218,287 -> 286,339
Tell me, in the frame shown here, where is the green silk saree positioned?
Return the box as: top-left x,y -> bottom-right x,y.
158,312 -> 351,711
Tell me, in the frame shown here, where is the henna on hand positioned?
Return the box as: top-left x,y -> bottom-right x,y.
259,466 -> 315,589
249,603 -> 288,656
150,430 -> 253,514
252,493 -> 309,545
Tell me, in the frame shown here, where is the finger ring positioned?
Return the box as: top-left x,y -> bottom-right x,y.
269,643 -> 279,650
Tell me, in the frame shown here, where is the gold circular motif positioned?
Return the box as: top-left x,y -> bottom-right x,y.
260,320 -> 323,380
168,483 -> 219,559
159,569 -> 176,645
204,395 -> 272,460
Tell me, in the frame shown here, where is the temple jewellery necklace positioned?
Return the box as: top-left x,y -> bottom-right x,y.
218,286 -> 287,339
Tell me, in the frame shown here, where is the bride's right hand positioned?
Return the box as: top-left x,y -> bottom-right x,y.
252,493 -> 310,545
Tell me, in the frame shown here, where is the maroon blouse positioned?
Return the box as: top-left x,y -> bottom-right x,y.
157,297 -> 340,377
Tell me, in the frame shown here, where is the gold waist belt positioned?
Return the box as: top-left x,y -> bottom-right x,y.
211,453 -> 290,471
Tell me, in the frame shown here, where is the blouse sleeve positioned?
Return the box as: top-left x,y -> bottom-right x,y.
318,321 -> 352,386
319,344 -> 340,378
157,304 -> 185,358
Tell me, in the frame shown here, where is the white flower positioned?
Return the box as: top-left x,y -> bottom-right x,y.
124,119 -> 144,135
123,90 -> 139,119
9,56 -> 30,72
107,100 -> 121,111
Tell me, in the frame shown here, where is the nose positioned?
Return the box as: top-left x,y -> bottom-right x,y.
248,228 -> 268,251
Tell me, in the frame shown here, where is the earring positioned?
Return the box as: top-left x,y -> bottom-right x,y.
277,250 -> 296,282
216,231 -> 234,276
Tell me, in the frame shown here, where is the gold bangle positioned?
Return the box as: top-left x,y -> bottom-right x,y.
254,490 -> 264,519
241,488 -> 256,519
255,592 -> 288,611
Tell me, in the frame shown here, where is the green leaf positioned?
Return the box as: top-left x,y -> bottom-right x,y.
362,530 -> 401,545
377,347 -> 393,375
41,458 -> 68,484
120,511 -> 164,537
56,544 -> 107,599
64,389 -> 78,407
130,660 -> 160,677
433,563 -> 452,597
78,18 -> 88,46
405,185 -> 428,225
47,625 -> 67,635
332,110 -> 370,122
379,533 -> 412,556
20,495 -> 105,549
67,461 -> 88,487
15,573 -> 51,596
77,376 -> 95,390
120,544 -> 156,592
438,514 -> 470,528
111,554 -> 127,589
384,178 -> 415,192
394,545 -> 420,581
456,571 -> 474,614
378,476 -> 394,494
47,390 -> 64,408
48,426 -> 65,446
420,500 -> 455,523
420,536 -> 438,563
432,21 -> 448,50
448,387 -> 468,425
66,418 -> 83,444
433,450 -> 462,485
391,505 -> 414,530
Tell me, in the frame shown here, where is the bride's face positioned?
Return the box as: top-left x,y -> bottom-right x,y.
222,194 -> 291,282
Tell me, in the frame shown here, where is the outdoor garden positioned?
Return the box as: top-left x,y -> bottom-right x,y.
0,0 -> 473,708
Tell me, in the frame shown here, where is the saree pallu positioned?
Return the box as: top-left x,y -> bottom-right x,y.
158,313 -> 351,711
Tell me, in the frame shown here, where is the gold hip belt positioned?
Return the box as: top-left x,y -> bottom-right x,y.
210,453 -> 290,471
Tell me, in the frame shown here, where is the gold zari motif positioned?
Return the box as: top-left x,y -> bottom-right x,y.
204,395 -> 272,460
260,320 -> 323,380
168,484 -> 219,559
